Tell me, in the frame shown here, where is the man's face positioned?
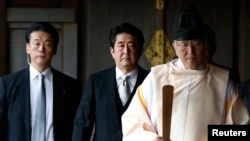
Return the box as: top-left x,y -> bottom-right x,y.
173,39 -> 207,70
110,33 -> 142,73
26,31 -> 57,71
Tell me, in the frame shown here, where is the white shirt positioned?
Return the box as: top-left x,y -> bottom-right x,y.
30,65 -> 54,141
116,67 -> 138,94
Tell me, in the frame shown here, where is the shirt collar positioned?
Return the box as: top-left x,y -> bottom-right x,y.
116,67 -> 138,79
29,64 -> 52,81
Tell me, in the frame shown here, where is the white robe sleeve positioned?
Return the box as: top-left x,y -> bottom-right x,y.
122,86 -> 158,141
224,82 -> 250,124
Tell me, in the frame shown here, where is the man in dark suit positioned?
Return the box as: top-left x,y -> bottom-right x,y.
238,79 -> 250,115
204,24 -> 241,84
72,23 -> 149,141
0,22 -> 81,141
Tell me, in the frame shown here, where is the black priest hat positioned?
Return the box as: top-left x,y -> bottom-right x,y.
173,6 -> 205,40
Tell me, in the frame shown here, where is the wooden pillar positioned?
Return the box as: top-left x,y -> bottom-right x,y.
0,0 -> 8,76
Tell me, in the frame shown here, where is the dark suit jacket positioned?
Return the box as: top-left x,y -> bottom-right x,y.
0,67 -> 81,141
72,66 -> 149,141
238,79 -> 250,114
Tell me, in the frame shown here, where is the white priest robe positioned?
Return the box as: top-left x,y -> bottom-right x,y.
122,59 -> 249,141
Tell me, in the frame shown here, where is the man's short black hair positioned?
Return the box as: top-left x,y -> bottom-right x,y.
109,22 -> 144,50
25,22 -> 59,47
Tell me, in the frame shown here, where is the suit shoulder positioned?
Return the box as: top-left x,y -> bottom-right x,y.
52,69 -> 77,82
89,67 -> 114,78
138,66 -> 150,76
238,79 -> 250,88
150,63 -> 170,74
0,68 -> 28,81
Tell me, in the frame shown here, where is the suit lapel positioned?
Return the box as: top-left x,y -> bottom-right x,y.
132,67 -> 145,94
102,67 -> 118,106
102,68 -> 122,126
51,69 -> 65,124
123,67 -> 148,108
16,68 -> 32,136
100,67 -> 148,128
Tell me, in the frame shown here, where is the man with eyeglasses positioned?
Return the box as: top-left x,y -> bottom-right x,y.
121,6 -> 249,141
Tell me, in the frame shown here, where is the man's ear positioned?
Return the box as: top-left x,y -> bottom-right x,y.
204,47 -> 209,60
137,47 -> 143,56
110,47 -> 114,53
110,47 -> 115,59
53,46 -> 57,55
26,43 -> 30,54
172,42 -> 178,57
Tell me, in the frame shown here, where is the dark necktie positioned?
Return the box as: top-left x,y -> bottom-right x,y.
31,74 -> 46,141
118,75 -> 130,106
